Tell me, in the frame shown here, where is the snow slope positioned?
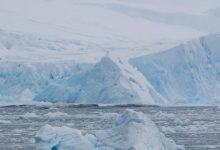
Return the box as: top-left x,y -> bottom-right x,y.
1,0 -> 220,62
35,109 -> 183,150
130,33 -> 220,105
34,56 -> 166,104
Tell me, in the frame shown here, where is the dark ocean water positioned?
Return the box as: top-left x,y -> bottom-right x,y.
0,105 -> 219,150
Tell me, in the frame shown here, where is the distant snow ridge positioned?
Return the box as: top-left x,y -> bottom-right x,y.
0,30 -> 69,51
34,56 -> 165,104
130,33 -> 220,105
36,109 -> 183,150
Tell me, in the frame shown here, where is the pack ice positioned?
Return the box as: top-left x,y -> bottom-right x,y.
35,109 -> 183,150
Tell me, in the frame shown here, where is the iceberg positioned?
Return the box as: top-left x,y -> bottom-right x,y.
35,125 -> 97,150
35,109 -> 183,150
96,109 -> 182,150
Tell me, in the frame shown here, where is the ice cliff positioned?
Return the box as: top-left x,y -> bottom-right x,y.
130,33 -> 220,105
0,61 -> 92,105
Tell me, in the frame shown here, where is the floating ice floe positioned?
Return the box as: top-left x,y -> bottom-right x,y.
21,112 -> 39,119
35,109 -> 184,150
0,120 -> 11,124
44,112 -> 70,118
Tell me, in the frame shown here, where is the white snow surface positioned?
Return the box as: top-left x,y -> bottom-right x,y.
1,0 -> 220,62
35,109 -> 183,150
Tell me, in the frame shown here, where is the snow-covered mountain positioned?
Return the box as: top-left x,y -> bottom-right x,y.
1,0 -> 220,62
130,33 -> 220,105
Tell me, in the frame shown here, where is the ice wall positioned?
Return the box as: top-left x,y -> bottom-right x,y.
130,34 -> 220,105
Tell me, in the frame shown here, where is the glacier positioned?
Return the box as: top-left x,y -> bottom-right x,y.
1,33 -> 220,105
35,109 -> 183,150
34,56 -> 166,104
130,33 -> 220,105
0,61 -> 93,105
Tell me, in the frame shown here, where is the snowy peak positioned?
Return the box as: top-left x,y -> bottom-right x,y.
94,56 -> 120,71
